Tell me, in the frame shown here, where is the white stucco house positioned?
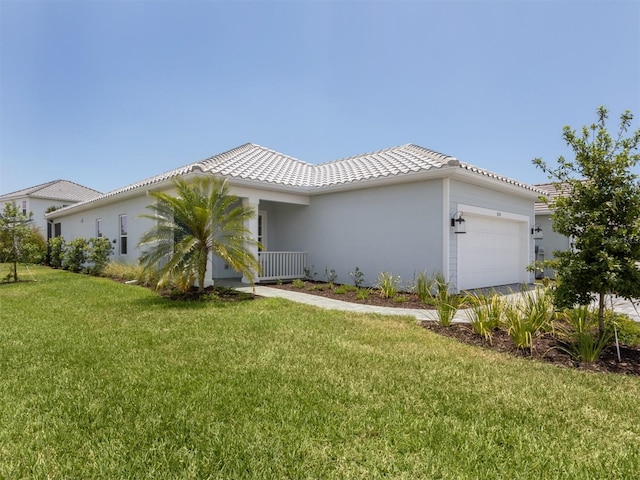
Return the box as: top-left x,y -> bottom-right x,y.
46,143 -> 542,292
0,179 -> 102,238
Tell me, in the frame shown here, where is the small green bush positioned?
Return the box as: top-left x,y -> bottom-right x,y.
291,278 -> 305,289
355,288 -> 371,301
87,237 -> 113,275
349,266 -> 364,287
63,238 -> 89,272
324,266 -> 337,284
48,237 -> 66,268
607,311 -> 640,346
333,285 -> 347,294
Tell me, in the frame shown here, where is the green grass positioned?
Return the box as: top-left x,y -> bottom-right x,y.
1,266 -> 640,478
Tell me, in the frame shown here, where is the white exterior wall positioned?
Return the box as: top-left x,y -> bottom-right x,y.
272,180 -> 445,287
53,193 -> 157,264
449,179 -> 535,290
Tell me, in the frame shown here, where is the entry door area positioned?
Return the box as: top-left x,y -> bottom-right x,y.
456,213 -> 526,290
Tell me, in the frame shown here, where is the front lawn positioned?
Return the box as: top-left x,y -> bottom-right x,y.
1,267 -> 639,478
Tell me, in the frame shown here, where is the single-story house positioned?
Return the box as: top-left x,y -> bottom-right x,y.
0,179 -> 102,237
46,143 -> 542,292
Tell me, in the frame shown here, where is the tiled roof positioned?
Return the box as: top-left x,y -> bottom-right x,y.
314,144 -> 457,186
0,179 -> 102,202
534,182 -> 574,212
50,143 -> 541,214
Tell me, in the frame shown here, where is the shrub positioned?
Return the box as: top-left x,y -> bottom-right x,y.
87,237 -> 113,275
48,237 -> 66,269
355,288 -> 371,301
303,265 -> 316,280
333,285 -> 347,294
349,266 -> 364,287
607,311 -> 640,347
554,306 -> 612,362
17,227 -> 47,265
324,266 -> 338,285
291,278 -> 305,289
63,238 -> 89,272
376,272 -> 401,299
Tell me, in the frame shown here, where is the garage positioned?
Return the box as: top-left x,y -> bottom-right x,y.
456,212 -> 527,291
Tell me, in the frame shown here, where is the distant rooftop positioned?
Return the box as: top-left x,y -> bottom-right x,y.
0,179 -> 102,203
533,182 -> 575,213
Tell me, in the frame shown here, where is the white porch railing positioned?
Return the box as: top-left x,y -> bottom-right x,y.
258,251 -> 307,281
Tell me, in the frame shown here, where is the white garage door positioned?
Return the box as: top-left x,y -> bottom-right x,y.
457,214 -> 524,291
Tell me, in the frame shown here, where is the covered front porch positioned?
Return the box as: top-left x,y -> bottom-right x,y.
211,185 -> 311,285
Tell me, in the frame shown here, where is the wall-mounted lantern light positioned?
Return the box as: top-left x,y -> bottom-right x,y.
450,211 -> 466,234
531,224 -> 543,239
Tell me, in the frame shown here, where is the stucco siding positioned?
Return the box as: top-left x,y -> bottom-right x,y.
55,194 -> 156,264
534,213 -> 571,278
298,180 -> 444,287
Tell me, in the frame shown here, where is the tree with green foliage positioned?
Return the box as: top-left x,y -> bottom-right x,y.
0,202 -> 46,282
138,175 -> 261,292
533,106 -> 640,334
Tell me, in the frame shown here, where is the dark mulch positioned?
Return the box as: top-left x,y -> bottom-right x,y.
158,285 -> 255,303
422,322 -> 640,376
269,281 -> 433,310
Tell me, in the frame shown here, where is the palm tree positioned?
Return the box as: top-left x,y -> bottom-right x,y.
137,175 -> 261,292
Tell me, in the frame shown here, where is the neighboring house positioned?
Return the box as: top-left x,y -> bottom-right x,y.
533,183 -> 573,278
46,143 -> 542,292
0,180 -> 102,238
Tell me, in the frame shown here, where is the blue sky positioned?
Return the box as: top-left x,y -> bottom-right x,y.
1,0 -> 638,195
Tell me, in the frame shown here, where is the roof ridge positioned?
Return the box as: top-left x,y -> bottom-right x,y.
0,179 -> 61,197
0,179 -> 102,198
317,144 -> 412,166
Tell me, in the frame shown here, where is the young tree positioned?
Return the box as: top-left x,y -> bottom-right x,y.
533,107 -> 640,333
138,175 -> 261,292
0,202 -> 45,282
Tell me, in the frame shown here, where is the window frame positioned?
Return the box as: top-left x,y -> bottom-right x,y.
119,214 -> 128,255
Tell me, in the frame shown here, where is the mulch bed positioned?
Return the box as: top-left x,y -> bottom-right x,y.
270,281 -> 640,376
421,322 -> 640,376
269,281 -> 432,309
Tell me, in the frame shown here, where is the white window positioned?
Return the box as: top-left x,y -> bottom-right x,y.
96,219 -> 103,238
119,215 -> 127,255
21,200 -> 27,215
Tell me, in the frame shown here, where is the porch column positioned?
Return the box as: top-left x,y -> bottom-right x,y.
242,197 -> 260,284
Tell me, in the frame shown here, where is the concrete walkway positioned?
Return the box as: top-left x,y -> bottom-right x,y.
237,286 -> 640,323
